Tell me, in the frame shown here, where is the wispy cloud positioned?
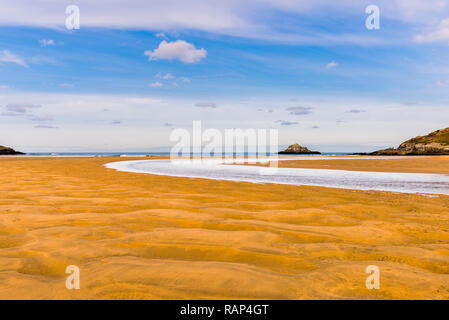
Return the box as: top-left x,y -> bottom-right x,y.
6,103 -> 41,113
155,33 -> 168,39
415,18 -> 449,44
148,81 -> 163,88
2,103 -> 53,122
145,40 -> 207,63
34,125 -> 58,129
195,102 -> 216,108
27,115 -> 53,122
275,120 -> 298,126
326,61 -> 338,69
0,1 -> 444,45
1,111 -> 21,117
346,109 -> 366,113
39,39 -> 55,47
0,50 -> 28,67
286,106 -> 313,115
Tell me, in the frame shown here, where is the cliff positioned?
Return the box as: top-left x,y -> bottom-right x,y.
363,127 -> 449,156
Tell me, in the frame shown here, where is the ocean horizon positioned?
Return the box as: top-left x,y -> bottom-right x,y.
1,152 -> 354,157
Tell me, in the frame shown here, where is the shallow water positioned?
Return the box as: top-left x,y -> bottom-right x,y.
105,157 -> 449,195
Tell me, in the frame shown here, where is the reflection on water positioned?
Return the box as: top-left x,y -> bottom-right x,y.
105,157 -> 449,196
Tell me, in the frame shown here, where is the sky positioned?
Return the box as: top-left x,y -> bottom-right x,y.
0,0 -> 449,152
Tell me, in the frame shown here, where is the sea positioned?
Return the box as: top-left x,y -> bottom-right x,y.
1,152 -> 352,157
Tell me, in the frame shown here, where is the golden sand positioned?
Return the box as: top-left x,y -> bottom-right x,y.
271,156 -> 449,174
0,156 -> 448,299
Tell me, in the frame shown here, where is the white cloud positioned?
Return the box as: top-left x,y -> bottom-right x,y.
149,81 -> 163,88
145,40 -> 207,63
27,114 -> 53,121
346,109 -> 366,113
195,102 -> 216,108
0,85 -> 9,89
155,33 -> 168,39
39,39 -> 55,46
162,73 -> 174,79
326,61 -> 338,69
0,50 -> 28,67
6,103 -> 41,113
1,103 -> 52,122
275,120 -> 298,126
1,91 -> 449,152
286,106 -> 313,115
1,111 -> 21,117
415,18 -> 449,43
0,1 -> 448,45
35,125 -> 58,129
180,77 -> 191,83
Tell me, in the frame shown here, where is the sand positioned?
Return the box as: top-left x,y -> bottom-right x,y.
271,155 -> 449,174
0,156 -> 448,299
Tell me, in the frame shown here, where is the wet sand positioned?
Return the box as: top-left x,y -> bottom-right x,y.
0,157 -> 448,299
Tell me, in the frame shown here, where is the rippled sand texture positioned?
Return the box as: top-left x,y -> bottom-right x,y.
0,157 -> 449,299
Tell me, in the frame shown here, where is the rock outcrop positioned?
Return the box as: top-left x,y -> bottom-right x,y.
279,143 -> 321,154
0,145 -> 24,155
361,127 -> 449,156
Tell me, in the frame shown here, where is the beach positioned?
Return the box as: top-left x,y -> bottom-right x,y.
269,156 -> 449,174
0,156 -> 448,299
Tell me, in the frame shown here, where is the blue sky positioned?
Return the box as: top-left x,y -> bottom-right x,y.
0,0 -> 449,152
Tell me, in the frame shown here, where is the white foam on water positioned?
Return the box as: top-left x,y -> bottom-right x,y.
105,157 -> 449,196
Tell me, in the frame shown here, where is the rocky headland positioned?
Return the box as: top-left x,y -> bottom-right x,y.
356,127 -> 449,156
0,145 -> 24,155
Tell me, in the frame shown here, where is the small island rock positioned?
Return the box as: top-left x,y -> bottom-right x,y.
279,143 -> 321,155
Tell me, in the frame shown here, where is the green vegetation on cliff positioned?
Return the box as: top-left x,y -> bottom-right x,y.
361,127 -> 449,156
400,127 -> 449,146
